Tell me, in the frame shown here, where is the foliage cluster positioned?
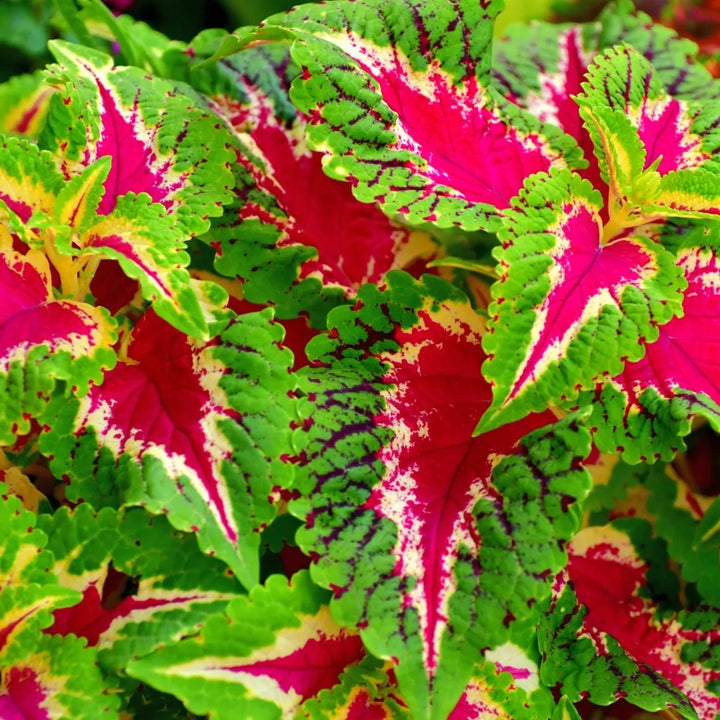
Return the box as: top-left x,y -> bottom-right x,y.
1,1 -> 720,719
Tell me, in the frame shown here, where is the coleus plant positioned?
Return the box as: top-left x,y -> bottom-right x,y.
2,0 -> 720,718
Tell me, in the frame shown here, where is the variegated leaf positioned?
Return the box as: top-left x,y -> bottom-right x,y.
492,0 -> 720,187
31,40 -> 238,337
447,651 -> 554,720
581,224 -> 720,462
39,308 -> 295,589
477,169 -> 684,435
0,136 -> 64,228
492,23 -> 603,193
209,44 -> 437,295
594,0 -> 720,104
245,0 -> 584,232
299,657 -> 411,720
542,519 -> 720,720
0,633 -> 120,720
41,40 -> 235,236
0,484 -> 80,669
0,71 -> 55,139
576,45 -> 720,231
295,271 -> 592,718
59,190 -> 222,339
0,244 -> 116,446
38,504 -> 245,673
126,571 -> 371,720
168,37 -> 435,327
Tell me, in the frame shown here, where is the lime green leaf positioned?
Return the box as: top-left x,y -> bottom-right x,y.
126,571 -> 366,720
477,168 -> 684,434
295,271 -> 592,718
252,0 -> 582,232
40,309 -> 295,589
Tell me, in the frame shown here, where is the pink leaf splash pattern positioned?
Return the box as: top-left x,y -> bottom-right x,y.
584,231 -> 720,461
564,523 -> 720,719
125,572 -> 384,718
478,169 -> 684,434
493,26 -> 606,202
227,614 -> 366,703
264,0 -> 582,230
580,45 -> 718,178
43,41 -> 233,235
0,635 -> 120,720
55,309 -> 294,588
620,243 -> 720,406
371,300 -> 554,675
212,81 -> 435,294
0,248 -> 115,444
295,274 -> 589,716
327,39 -> 562,213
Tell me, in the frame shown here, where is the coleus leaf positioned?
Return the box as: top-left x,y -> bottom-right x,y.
492,23 -> 603,193
41,40 -> 235,237
0,136 -> 64,227
0,136 -> 213,340
0,633 -> 120,720
39,308 -> 295,589
541,519 -> 720,720
575,45 -> 720,231
58,188 -> 224,339
628,457 -> 720,607
581,224 -> 720,462
126,570 -> 372,720
0,483 -> 80,668
248,0 -> 584,232
477,168 -> 684,434
38,504 -> 244,673
491,1 -> 720,211
445,651 -> 554,720
0,243 -> 116,446
32,40 -> 237,338
204,40 -> 436,320
0,71 -> 55,139
294,271 -> 592,718
594,0 -> 720,104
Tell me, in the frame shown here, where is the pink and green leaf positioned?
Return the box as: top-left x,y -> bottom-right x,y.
581,225 -> 720,462
41,40 -> 235,237
61,191 -> 220,339
0,484 -> 81,670
126,571 -> 370,720
184,38 -> 436,327
295,272 -> 592,718
209,57 -> 437,294
492,24 -> 603,193
445,653 -> 555,720
247,0 -> 583,232
0,71 -> 55,140
0,633 -> 120,720
40,308 -> 295,589
593,0 -> 720,104
0,137 -> 64,226
38,504 -> 245,673
491,2 -> 720,203
576,45 -> 720,225
477,168 -> 685,435
541,519 -> 720,720
0,245 -> 116,446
